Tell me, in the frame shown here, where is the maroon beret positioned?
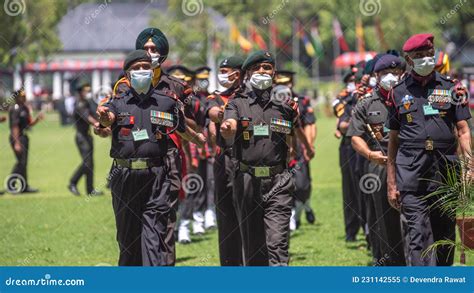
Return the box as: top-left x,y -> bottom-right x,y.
402,33 -> 434,52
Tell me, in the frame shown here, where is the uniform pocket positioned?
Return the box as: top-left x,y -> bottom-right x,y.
396,149 -> 416,166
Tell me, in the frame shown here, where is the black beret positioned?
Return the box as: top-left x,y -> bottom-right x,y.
363,53 -> 385,75
123,49 -> 151,71
135,27 -> 169,56
219,55 -> 245,69
242,50 -> 275,71
76,80 -> 91,92
374,54 -> 402,73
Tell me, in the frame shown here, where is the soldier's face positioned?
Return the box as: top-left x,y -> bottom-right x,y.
219,67 -> 240,82
249,62 -> 274,76
128,61 -> 152,71
376,68 -> 403,79
143,40 -> 157,55
405,48 -> 435,66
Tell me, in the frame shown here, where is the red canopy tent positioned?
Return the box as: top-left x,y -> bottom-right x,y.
333,51 -> 377,68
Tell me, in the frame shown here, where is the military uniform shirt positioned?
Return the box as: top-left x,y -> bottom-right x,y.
106,88 -> 185,159
347,90 -> 389,152
387,72 -> 471,145
224,89 -> 299,166
9,104 -> 31,135
74,98 -> 93,134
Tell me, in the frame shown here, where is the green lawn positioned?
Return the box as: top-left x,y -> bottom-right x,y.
0,111 -> 471,266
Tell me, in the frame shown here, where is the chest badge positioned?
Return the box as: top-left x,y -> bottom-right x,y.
402,95 -> 414,110
150,110 -> 174,127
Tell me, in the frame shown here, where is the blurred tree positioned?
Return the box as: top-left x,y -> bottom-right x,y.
0,0 -> 71,68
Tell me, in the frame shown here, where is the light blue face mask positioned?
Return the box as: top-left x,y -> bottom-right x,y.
130,69 -> 153,94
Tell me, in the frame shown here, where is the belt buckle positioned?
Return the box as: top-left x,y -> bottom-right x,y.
131,159 -> 147,169
425,139 -> 434,151
254,166 -> 270,177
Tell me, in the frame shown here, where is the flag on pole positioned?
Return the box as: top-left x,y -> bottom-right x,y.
229,20 -> 252,53
374,16 -> 388,51
310,21 -> 324,57
270,22 -> 287,50
332,18 -> 349,52
249,24 -> 268,50
355,17 -> 365,54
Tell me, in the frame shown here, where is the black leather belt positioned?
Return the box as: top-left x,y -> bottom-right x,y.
399,140 -> 455,151
114,158 -> 164,169
239,162 -> 285,178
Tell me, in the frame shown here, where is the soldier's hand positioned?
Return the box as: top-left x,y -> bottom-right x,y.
368,151 -> 388,165
36,112 -> 45,121
93,122 -> 111,137
14,142 -> 22,154
220,120 -> 233,139
334,129 -> 342,139
97,106 -> 113,126
387,187 -> 401,210
304,145 -> 315,161
194,133 -> 207,147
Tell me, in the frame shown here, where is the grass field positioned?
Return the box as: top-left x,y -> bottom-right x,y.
0,110 -> 471,266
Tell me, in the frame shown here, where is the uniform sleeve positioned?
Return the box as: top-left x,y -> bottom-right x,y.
454,103 -> 472,122
223,99 -> 239,121
346,102 -> 366,137
387,91 -> 400,130
175,101 -> 186,133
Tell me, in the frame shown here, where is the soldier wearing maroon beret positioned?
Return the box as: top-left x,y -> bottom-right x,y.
386,33 -> 472,266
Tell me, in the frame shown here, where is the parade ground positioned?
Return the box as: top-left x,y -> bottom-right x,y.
0,112 -> 471,266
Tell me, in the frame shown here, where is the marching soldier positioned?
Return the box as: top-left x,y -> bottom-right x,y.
8,89 -> 43,193
98,50 -> 186,266
68,82 -> 103,196
334,70 -> 363,242
387,33 -> 472,266
221,51 -> 314,266
207,55 -> 245,265
274,70 -> 317,230
347,54 -> 406,265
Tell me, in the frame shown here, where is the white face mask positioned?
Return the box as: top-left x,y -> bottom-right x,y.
379,73 -> 399,90
412,56 -> 435,76
130,69 -> 153,94
217,71 -> 237,88
369,77 -> 377,88
250,73 -> 273,90
346,82 -> 356,92
149,53 -> 161,69
85,92 -> 92,99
